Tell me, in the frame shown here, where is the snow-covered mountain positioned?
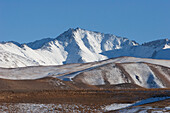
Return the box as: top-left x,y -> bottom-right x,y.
0,28 -> 169,68
101,39 -> 170,59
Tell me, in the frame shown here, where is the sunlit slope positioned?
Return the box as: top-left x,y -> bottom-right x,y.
0,57 -> 169,88
0,28 -> 169,68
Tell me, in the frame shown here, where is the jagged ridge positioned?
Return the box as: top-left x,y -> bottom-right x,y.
0,28 -> 169,68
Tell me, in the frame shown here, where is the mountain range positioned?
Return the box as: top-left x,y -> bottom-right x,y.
0,28 -> 170,89
0,28 -> 170,68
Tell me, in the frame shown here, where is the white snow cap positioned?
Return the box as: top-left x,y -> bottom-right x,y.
0,28 -> 169,68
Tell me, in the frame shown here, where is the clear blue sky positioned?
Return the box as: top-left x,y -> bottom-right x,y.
0,0 -> 170,44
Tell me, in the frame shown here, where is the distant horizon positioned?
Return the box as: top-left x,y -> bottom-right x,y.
0,0 -> 170,44
0,27 -> 169,45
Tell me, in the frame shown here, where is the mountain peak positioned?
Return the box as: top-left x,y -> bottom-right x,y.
65,27 -> 85,32
0,41 -> 22,47
142,38 -> 170,48
0,28 -> 169,68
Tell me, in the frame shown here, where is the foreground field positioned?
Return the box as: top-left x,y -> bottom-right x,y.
0,88 -> 169,112
1,100 -> 168,113
0,89 -> 169,104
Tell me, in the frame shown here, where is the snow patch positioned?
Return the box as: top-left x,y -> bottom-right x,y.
105,104 -> 131,111
131,96 -> 170,106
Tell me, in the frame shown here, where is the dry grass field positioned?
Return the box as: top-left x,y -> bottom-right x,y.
0,77 -> 169,112
0,89 -> 169,112
0,88 -> 169,104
